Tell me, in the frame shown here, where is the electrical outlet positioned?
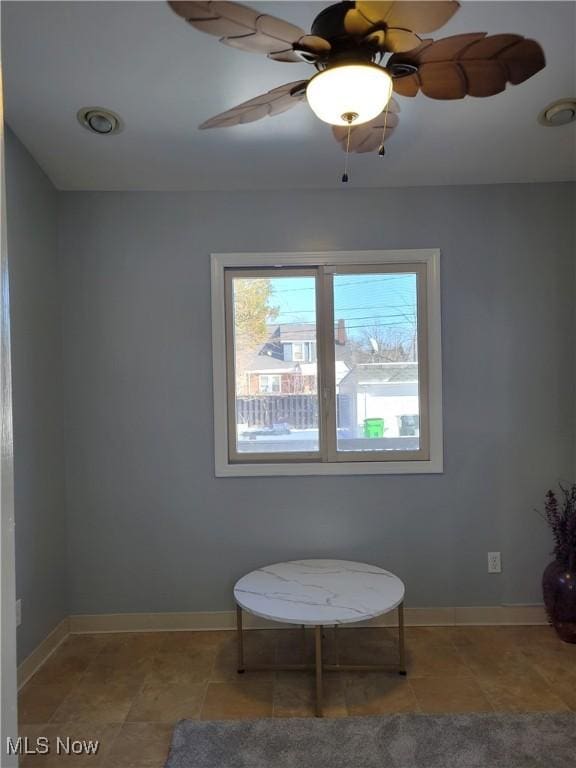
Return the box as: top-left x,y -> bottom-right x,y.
487,552 -> 502,573
16,599 -> 22,627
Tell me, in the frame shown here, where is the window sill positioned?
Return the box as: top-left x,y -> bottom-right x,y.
215,457 -> 443,477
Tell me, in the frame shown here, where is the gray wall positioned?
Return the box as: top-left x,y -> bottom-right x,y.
58,183 -> 575,615
5,129 -> 574,654
6,129 -> 67,662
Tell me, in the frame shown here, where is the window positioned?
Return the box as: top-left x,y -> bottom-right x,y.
212,250 -> 442,476
259,374 -> 281,394
292,342 -> 305,362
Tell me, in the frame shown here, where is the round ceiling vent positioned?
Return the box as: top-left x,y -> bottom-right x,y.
538,99 -> 576,127
77,107 -> 123,135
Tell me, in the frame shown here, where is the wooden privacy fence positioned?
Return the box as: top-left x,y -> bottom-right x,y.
236,394 -> 353,429
236,395 -> 318,429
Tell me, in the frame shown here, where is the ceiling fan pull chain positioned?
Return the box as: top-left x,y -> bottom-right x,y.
341,117 -> 353,183
378,101 -> 390,157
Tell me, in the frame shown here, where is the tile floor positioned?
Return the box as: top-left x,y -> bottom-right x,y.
18,625 -> 576,767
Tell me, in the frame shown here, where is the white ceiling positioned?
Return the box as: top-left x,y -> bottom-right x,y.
3,1 -> 575,191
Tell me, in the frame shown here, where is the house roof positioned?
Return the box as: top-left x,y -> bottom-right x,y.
339,363 -> 418,386
243,323 -> 349,374
243,352 -> 295,373
266,323 -> 316,342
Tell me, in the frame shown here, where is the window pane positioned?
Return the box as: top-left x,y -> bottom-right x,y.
230,274 -> 319,455
333,272 -> 420,453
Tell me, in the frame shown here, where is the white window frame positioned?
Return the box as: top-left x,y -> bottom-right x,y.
211,250 -> 443,477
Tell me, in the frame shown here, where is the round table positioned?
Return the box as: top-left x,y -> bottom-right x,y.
234,559 -> 406,716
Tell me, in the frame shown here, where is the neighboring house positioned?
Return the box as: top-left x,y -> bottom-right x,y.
338,362 -> 420,439
237,321 -> 350,396
237,325 -> 419,440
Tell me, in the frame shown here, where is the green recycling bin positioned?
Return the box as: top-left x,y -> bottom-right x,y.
363,418 -> 385,438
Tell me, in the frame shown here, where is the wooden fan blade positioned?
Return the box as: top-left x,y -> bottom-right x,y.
223,31 -> 303,56
392,73 -> 420,97
459,34 -> 523,60
332,102 -> 400,153
458,60 -> 507,97
498,39 -> 546,84
385,97 -> 401,113
170,2 -> 257,36
169,1 -> 307,58
268,37 -> 331,63
397,38 -> 435,58
199,81 -> 307,129
419,61 -> 466,99
418,32 -> 486,62
298,35 -> 332,55
267,49 -> 304,63
356,1 -> 460,34
354,1 -> 395,27
363,28 -> 421,53
267,49 -> 305,63
389,33 -> 545,99
344,7 -> 378,36
385,28 -> 422,53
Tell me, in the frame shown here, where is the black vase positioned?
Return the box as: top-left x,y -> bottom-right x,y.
542,560 -> 576,643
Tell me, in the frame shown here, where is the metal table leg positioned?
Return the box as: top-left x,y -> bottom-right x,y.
333,623 -> 339,663
236,605 -> 245,674
398,601 -> 407,676
315,625 -> 323,717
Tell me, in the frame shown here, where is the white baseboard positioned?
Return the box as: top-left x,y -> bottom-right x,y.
68,604 -> 547,634
18,604 -> 548,688
17,617 -> 69,689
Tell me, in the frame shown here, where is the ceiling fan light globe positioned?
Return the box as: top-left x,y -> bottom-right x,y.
306,64 -> 392,126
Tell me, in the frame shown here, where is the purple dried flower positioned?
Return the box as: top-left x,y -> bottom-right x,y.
542,484 -> 576,569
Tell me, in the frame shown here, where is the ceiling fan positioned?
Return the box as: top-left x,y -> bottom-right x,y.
169,1 -> 545,178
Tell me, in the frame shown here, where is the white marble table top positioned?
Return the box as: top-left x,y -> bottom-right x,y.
234,559 -> 405,626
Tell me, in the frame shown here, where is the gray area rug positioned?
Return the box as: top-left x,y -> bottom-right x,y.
165,713 -> 575,768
